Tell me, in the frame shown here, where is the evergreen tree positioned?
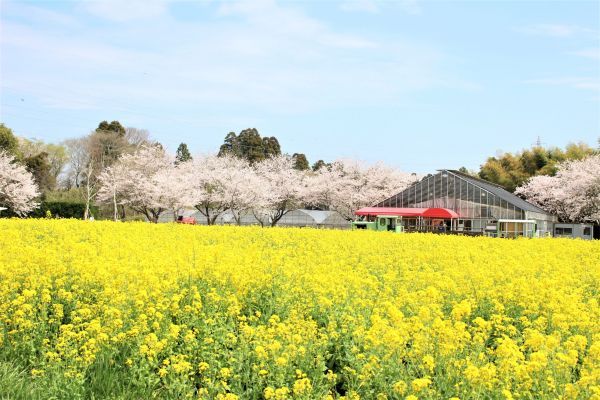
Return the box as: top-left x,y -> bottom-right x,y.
218,128 -> 281,164
96,120 -> 126,137
292,153 -> 309,170
312,160 -> 328,171
175,143 -> 192,164
0,123 -> 19,157
24,151 -> 56,193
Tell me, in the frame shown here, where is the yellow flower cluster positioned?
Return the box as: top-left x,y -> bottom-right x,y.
0,219 -> 598,399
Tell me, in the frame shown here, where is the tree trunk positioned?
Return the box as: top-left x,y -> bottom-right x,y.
84,182 -> 91,220
270,207 -> 288,227
112,190 -> 118,221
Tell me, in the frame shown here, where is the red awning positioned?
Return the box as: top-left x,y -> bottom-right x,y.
355,207 -> 459,219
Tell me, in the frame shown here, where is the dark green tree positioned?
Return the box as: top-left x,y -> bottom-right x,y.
175,143 -> 192,164
312,160 -> 329,171
292,153 -> 309,170
96,120 -> 126,136
218,132 -> 239,157
262,136 -> 281,158
0,123 -> 19,157
218,128 -> 281,163
25,151 -> 56,192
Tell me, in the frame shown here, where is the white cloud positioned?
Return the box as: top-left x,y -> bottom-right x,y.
339,0 -> 421,15
570,48 -> 600,60
1,1 -> 79,27
516,23 -> 595,38
398,0 -> 421,15
526,77 -> 600,91
340,0 -> 380,14
83,0 -> 169,22
1,0 -> 464,118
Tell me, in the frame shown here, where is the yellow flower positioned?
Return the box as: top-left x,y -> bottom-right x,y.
220,367 -> 232,379
393,381 -> 407,395
411,378 -> 432,393
293,377 -> 312,395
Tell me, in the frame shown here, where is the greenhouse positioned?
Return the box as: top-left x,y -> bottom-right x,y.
159,209 -> 349,229
375,169 -> 559,238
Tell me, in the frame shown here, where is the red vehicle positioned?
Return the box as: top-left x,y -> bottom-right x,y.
176,216 -> 196,225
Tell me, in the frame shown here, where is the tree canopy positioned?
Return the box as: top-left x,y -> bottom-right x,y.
292,153 -> 309,170
175,143 -> 192,164
0,123 -> 20,157
478,143 -> 597,192
24,152 -> 56,193
218,128 -> 281,163
96,120 -> 126,136
0,152 -> 40,215
516,154 -> 600,223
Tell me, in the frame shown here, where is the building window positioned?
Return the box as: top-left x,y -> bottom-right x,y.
584,227 -> 591,236
555,227 -> 573,236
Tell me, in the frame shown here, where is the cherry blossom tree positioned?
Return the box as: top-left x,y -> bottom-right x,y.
516,154 -> 600,223
0,152 -> 40,215
97,162 -> 129,221
154,162 -> 196,221
98,146 -> 183,223
219,157 -> 258,225
251,155 -> 308,227
306,159 -> 415,220
184,155 -> 238,225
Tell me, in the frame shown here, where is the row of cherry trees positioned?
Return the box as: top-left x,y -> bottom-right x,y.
516,154 -> 600,224
96,146 -> 416,225
4,144 -> 598,225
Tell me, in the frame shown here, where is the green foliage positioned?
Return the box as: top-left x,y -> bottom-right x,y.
0,199 -> 95,220
457,166 -> 477,176
0,362 -> 46,400
218,128 -> 281,163
88,127 -> 129,168
44,189 -> 83,203
18,138 -> 68,179
96,120 -> 126,137
312,159 -> 329,171
292,153 -> 310,170
478,142 -> 597,192
175,142 -> 192,164
24,152 -> 56,192
29,201 -> 98,219
0,123 -> 19,157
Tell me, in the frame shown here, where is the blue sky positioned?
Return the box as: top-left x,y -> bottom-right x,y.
1,0 -> 598,173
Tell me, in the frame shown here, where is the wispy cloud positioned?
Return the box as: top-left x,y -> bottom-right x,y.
2,0 -> 462,116
1,1 -> 79,27
340,0 -> 380,14
515,23 -> 595,38
569,48 -> 600,60
526,77 -> 600,91
82,0 -> 169,22
339,0 -> 421,15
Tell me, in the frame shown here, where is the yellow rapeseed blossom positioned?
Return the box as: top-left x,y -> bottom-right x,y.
0,219 -> 598,399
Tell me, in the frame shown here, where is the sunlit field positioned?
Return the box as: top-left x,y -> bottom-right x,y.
0,220 -> 598,399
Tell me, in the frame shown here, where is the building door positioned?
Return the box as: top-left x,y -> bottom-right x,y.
498,222 -> 534,238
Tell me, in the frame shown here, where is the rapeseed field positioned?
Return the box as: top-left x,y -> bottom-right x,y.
0,219 -> 598,399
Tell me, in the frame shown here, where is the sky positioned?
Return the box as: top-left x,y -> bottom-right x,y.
1,0 -> 599,173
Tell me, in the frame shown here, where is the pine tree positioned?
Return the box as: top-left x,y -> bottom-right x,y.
292,153 -> 309,170
175,143 -> 192,164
